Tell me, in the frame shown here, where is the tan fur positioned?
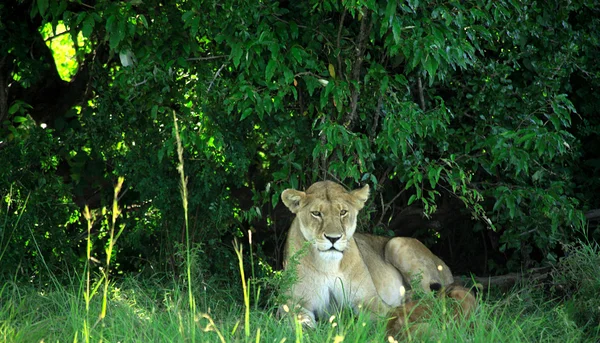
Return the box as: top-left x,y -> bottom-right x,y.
279,181 -> 454,327
385,284 -> 478,339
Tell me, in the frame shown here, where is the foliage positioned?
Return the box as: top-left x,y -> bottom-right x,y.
1,0 -> 599,283
553,240 -> 600,336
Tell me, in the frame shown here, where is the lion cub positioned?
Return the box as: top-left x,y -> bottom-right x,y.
386,283 -> 478,340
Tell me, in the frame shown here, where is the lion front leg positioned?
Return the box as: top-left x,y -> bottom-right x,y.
278,281 -> 331,328
277,302 -> 317,328
384,237 -> 454,292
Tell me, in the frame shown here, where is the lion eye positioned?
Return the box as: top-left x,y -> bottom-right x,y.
340,210 -> 348,216
311,211 -> 321,218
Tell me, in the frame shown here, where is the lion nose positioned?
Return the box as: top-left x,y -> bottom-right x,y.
324,234 -> 341,244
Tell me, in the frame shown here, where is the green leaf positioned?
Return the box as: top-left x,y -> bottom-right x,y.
407,0 -> 420,11
407,194 -> 417,205
182,11 -> 194,25
423,55 -> 439,80
428,165 -> 441,189
37,0 -> 49,17
506,196 -> 516,219
151,105 -> 158,120
158,148 -> 165,163
409,44 -> 423,72
82,15 -> 95,38
8,103 -> 20,115
231,43 -> 243,68
384,1 -> 398,24
13,116 -> 28,123
265,59 -> 277,82
290,21 -> 298,39
109,19 -> 126,50
283,68 -> 293,84
290,47 -> 303,64
139,15 -> 149,29
240,108 -> 253,121
515,132 -> 536,145
391,18 -> 401,44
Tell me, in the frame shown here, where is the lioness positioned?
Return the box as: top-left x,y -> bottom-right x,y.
280,181 -> 454,327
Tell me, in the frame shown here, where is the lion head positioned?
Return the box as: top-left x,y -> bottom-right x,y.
281,181 -> 369,261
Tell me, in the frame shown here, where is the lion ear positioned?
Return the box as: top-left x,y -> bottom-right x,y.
350,184 -> 370,209
281,189 -> 306,213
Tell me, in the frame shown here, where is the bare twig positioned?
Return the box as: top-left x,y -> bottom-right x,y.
44,30 -> 72,42
585,209 -> 600,221
294,71 -> 321,78
0,56 -> 7,124
325,170 -> 343,184
78,2 -> 96,9
208,64 -> 226,92
456,267 -> 552,291
377,192 -> 386,228
133,79 -> 148,87
344,8 -> 373,128
417,76 -> 425,111
375,187 -> 408,229
376,166 -> 393,191
371,94 -> 383,138
336,9 -> 347,80
319,115 -> 328,179
385,189 -> 407,212
187,55 -> 227,61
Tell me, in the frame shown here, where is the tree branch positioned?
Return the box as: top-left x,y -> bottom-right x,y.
208,63 -> 226,92
336,9 -> 346,81
344,8 -> 372,129
187,55 -> 227,61
370,94 -> 383,138
455,267 -> 552,291
417,76 -> 426,111
0,56 -> 8,124
585,209 -> 600,221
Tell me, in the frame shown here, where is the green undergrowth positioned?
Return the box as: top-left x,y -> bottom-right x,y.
2,119 -> 598,343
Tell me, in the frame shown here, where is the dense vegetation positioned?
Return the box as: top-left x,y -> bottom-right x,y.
1,0 -> 600,341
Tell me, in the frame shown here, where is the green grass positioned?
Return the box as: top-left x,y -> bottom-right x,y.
0,272 -> 594,343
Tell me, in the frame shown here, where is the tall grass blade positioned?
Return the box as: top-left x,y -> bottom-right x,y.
173,111 -> 195,341
234,239 -> 251,338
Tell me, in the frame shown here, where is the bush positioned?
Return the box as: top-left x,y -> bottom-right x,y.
553,240 -> 600,336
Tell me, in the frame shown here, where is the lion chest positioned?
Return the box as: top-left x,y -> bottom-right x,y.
294,260 -> 382,318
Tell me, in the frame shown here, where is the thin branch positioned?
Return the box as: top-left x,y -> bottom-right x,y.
375,187 -> 408,229
78,2 -> 96,9
294,71 -> 321,78
319,115 -> 328,179
44,30 -> 72,42
458,267 -> 552,291
0,56 -> 7,125
325,170 -> 343,184
417,76 -> 426,111
344,8 -> 372,128
208,64 -> 226,92
385,189 -> 407,211
376,192 -> 386,228
187,55 -> 227,61
585,209 -> 600,221
133,79 -> 148,87
370,94 -> 383,138
336,9 -> 347,81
